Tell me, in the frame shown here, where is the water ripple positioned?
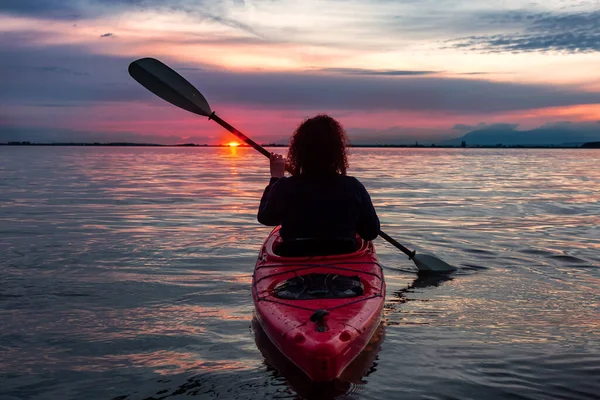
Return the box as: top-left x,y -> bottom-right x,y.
1,147 -> 599,400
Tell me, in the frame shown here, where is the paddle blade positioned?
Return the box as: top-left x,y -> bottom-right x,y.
128,57 -> 212,117
413,253 -> 457,273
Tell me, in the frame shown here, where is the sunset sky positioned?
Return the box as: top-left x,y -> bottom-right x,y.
1,0 -> 600,144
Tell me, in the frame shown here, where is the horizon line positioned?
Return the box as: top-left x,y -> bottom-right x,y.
2,142 -> 599,149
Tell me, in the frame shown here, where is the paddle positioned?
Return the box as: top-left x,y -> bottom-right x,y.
128,57 -> 456,273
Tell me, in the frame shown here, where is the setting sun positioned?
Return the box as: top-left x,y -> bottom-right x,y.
228,142 -> 240,147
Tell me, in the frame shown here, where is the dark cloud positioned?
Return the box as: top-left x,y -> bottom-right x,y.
179,69 -> 600,114
0,0 -> 81,19
199,10 -> 263,37
348,126 -> 445,145
457,72 -> 506,76
177,67 -> 208,72
451,122 -> 490,132
448,10 -> 600,53
0,0 -> 151,20
2,36 -> 600,114
100,33 -> 114,38
31,66 -> 90,76
7,1 -> 599,55
0,0 -> 246,34
0,37 -> 151,105
315,68 -> 439,76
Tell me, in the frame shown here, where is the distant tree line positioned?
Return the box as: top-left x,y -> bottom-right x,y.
582,141 -> 600,148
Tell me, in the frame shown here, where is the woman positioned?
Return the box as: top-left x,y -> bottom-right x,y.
257,115 -> 380,256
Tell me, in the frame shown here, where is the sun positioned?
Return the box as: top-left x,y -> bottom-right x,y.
228,141 -> 240,147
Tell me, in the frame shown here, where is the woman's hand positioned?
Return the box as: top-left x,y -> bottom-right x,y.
270,153 -> 286,178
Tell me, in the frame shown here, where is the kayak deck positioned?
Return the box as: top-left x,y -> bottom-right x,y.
252,227 -> 385,381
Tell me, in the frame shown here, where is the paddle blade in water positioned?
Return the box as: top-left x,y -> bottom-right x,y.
128,57 -> 212,117
413,253 -> 457,273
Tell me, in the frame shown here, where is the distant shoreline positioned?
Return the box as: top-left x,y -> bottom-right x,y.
1,142 -> 599,149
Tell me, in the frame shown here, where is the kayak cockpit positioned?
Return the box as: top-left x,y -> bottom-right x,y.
273,273 -> 365,300
261,226 -> 370,262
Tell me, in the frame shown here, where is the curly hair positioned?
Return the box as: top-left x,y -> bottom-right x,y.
287,115 -> 349,176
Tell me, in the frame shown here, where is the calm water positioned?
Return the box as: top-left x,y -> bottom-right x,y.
1,147 -> 599,400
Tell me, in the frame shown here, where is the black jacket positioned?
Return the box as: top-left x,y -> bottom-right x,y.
257,174 -> 380,243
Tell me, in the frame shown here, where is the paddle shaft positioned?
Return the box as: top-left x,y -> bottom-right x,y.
206,111 -> 415,258
378,230 -> 415,259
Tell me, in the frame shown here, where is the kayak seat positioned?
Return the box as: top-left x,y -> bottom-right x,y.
275,237 -> 357,257
274,273 -> 364,300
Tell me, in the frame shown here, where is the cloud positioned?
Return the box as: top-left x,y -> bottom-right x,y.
100,32 -> 113,38
451,122 -> 489,132
316,68 -> 439,76
31,66 -> 90,76
0,43 -> 150,105
448,10 -> 600,53
2,38 -> 600,114
3,1 -> 600,57
457,72 -> 506,76
348,125 -> 446,145
0,0 -> 81,19
0,0 -> 164,19
0,0 -> 249,34
176,69 -> 600,114
197,9 -> 263,38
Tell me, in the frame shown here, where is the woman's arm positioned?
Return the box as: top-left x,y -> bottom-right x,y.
355,179 -> 380,241
257,153 -> 287,226
257,177 -> 284,226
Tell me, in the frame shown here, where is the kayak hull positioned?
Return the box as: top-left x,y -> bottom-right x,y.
252,227 -> 385,382
253,317 -> 385,397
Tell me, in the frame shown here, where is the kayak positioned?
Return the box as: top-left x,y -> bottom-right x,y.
252,226 -> 385,382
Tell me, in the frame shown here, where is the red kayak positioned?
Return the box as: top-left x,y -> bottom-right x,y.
252,227 -> 385,382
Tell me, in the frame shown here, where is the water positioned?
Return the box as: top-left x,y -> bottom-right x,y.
1,146 -> 599,400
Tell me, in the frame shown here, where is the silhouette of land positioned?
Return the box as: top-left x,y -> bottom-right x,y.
1,141 -> 597,148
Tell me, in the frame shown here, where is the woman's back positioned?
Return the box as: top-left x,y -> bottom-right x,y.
257,173 -> 379,244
